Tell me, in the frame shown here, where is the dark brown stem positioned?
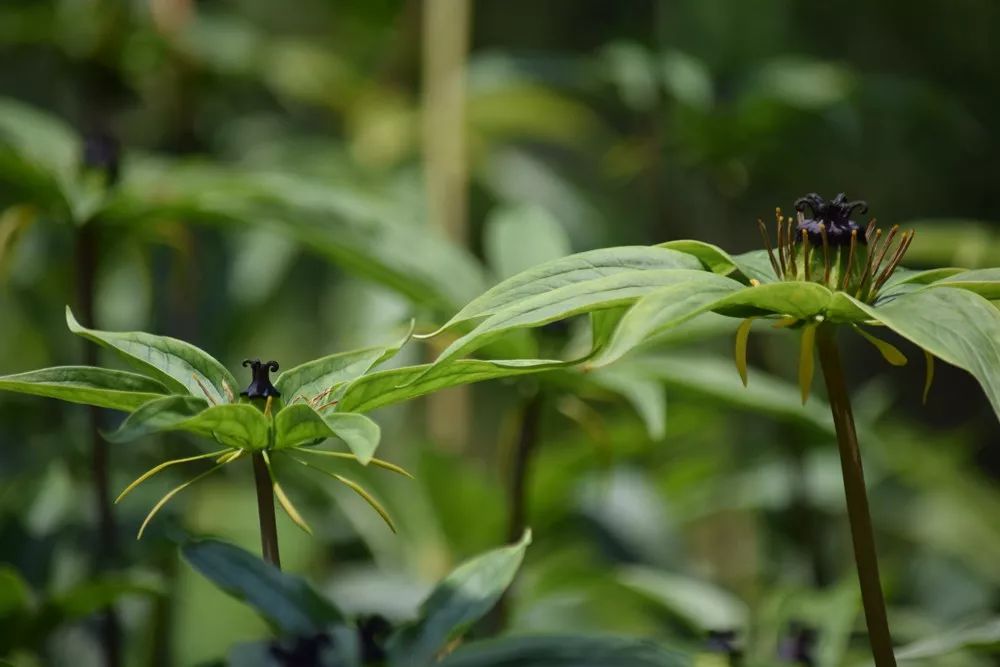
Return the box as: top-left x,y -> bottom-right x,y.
252,453 -> 281,569
75,223 -> 121,667
816,327 -> 896,666
506,393 -> 543,543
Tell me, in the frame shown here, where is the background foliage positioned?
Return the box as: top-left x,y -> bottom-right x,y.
1,1 -> 999,665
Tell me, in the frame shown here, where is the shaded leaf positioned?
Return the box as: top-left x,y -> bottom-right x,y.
386,530 -> 532,667
484,204 -> 572,280
618,565 -> 748,632
0,366 -> 167,411
438,635 -> 690,667
182,538 -> 343,635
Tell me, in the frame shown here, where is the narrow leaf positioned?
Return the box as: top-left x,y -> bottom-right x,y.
138,460 -> 231,539
853,325 -> 908,366
262,452 -> 312,535
387,530 -> 533,667
799,324 -> 817,405
0,366 -> 167,411
931,268 -> 1000,300
182,538 -> 343,635
296,448 -> 413,478
734,318 -> 754,386
331,474 -> 396,533
66,306 -> 237,404
923,349 -> 935,405
116,448 -> 228,504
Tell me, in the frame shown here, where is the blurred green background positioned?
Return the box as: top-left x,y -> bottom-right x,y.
1,1 -> 999,665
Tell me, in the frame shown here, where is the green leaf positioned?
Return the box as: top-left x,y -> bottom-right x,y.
273,404 -> 381,463
438,635 -> 690,667
594,277 -> 833,367
337,359 -> 558,414
617,566 -> 748,633
658,239 -> 739,275
182,538 -> 343,636
484,204 -> 572,280
731,249 -> 780,283
838,288 -> 1000,422
422,247 -> 703,336
894,617 -> 1000,661
274,325 -> 413,403
588,368 -> 666,440
106,396 -> 269,450
48,573 -> 164,620
66,307 -> 237,404
427,269 -> 728,372
932,268 -> 1000,300
0,566 -> 31,617
0,366 -> 167,411
386,530 -> 532,667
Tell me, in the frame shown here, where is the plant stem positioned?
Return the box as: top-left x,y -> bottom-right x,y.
506,393 -> 543,543
252,452 -> 281,569
816,326 -> 896,666
75,223 -> 122,667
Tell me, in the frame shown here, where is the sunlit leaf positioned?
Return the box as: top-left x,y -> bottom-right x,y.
0,366 -> 167,411
386,530 -> 532,667
182,538 -> 344,635
66,306 -> 236,404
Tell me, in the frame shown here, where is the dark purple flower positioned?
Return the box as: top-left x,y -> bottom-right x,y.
794,192 -> 868,247
241,359 -> 281,399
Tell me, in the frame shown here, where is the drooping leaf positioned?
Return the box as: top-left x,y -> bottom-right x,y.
262,452 -> 313,535
594,277 -> 833,367
0,366 -> 167,412
853,325 -> 908,366
734,318 -> 754,386
66,307 -> 237,404
105,396 -> 269,450
337,359 -> 559,414
425,269 -> 728,373
116,448 -> 229,503
837,288 -> 1000,422
273,403 -> 380,463
386,530 -> 532,667
438,635 -> 690,667
138,459 -> 233,539
421,247 -> 703,337
658,239 -> 739,276
182,538 -> 344,635
274,324 -> 413,404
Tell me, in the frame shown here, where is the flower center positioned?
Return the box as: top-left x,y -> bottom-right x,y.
757,192 -> 914,303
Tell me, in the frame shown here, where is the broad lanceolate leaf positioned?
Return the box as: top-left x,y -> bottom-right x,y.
423,247 -> 704,336
438,635 -> 690,667
931,268 -> 1000,300
427,269 -> 731,373
182,539 -> 343,636
67,307 -> 237,404
386,530 -> 532,667
106,396 -> 270,450
274,323 -> 413,404
273,403 -> 381,463
835,288 -> 1000,422
594,276 -> 834,367
337,359 -> 559,414
0,367 -> 167,411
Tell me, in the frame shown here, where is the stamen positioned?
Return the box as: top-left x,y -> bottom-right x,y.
773,218 -> 787,277
871,230 -> 914,297
855,228 -> 882,297
864,225 -> 900,299
192,374 -> 217,406
864,218 -> 877,243
786,219 -> 797,276
801,229 -> 811,281
819,222 -> 831,285
309,386 -> 335,408
842,229 -> 858,290
315,399 -> 339,411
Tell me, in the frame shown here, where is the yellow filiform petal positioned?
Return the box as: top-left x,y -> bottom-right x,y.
854,325 -> 907,367
734,317 -> 754,387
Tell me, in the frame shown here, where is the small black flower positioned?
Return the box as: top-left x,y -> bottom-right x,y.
241,359 -> 281,399
794,192 -> 868,247
82,131 -> 122,186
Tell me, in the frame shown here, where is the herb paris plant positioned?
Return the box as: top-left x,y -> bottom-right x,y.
418,193 -> 1000,667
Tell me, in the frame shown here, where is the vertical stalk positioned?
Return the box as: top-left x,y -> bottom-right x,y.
75,223 -> 122,667
506,393 -> 543,543
252,452 -> 281,569
816,326 -> 896,666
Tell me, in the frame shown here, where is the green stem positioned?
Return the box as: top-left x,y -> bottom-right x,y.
816,326 -> 895,666
252,453 -> 281,569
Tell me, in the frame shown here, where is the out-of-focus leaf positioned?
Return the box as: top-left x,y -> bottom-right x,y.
106,396 -> 269,450
66,306 -> 236,404
0,366 -> 167,411
895,617 -> 1000,661
438,635 -> 691,667
588,367 -> 666,440
47,573 -> 164,620
749,58 -> 853,109
904,219 -> 1000,268
386,530 -> 532,667
484,204 -> 571,281
274,404 -> 381,463
660,50 -> 713,110
182,539 -> 343,636
227,624 -> 361,667
337,359 -> 558,414
0,566 -> 31,617
617,566 -> 748,632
